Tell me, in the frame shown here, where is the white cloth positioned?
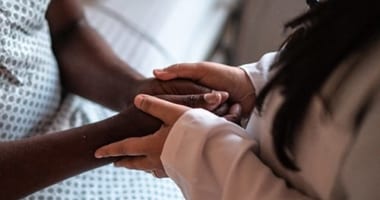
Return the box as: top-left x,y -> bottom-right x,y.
84,0 -> 240,77
161,43 -> 380,199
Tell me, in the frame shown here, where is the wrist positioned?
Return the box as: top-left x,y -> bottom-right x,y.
117,106 -> 162,137
112,63 -> 144,111
234,68 -> 256,116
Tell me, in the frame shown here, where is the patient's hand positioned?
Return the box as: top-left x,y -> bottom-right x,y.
96,94 -> 242,177
125,78 -> 232,116
116,89 -> 241,137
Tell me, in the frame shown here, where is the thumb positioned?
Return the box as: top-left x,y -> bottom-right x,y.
134,94 -> 189,125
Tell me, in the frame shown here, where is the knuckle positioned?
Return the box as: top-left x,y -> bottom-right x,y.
169,63 -> 182,72
183,95 -> 200,107
119,145 -> 130,154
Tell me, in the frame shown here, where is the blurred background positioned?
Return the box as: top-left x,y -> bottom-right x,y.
81,0 -> 307,77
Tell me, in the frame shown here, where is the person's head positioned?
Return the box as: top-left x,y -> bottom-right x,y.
256,0 -> 380,170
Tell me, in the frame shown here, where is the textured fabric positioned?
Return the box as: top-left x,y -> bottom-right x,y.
0,0 -> 183,199
0,0 -> 61,138
160,44 -> 380,199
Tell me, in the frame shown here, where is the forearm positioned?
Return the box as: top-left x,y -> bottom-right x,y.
51,19 -> 142,111
0,106 -> 160,199
162,109 -> 312,200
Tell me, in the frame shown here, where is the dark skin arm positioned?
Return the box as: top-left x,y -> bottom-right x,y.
0,106 -> 162,199
0,0 -> 220,198
0,99 -> 236,199
48,0 -> 210,110
47,0 -> 141,110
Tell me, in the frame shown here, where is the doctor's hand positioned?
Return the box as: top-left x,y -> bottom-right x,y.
95,94 -> 242,178
153,62 -> 255,118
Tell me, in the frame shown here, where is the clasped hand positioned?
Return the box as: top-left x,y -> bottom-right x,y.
95,62 -> 255,178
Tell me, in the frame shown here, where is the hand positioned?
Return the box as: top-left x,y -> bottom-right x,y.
116,90 -> 241,140
153,62 -> 256,117
125,78 -> 235,117
96,94 -> 188,178
95,94 -> 242,178
123,78 -> 212,108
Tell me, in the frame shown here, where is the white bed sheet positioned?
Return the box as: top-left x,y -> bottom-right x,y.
83,0 -> 239,76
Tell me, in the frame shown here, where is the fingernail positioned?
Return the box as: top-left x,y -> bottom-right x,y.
204,92 -> 221,104
219,91 -> 229,99
153,69 -> 176,79
153,69 -> 169,76
94,151 -> 104,158
134,94 -> 146,108
153,69 -> 164,73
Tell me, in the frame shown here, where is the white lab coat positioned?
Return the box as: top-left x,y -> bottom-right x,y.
161,43 -> 380,199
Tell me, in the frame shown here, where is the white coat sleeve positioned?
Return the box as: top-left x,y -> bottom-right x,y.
161,109 -> 313,200
240,52 -> 278,95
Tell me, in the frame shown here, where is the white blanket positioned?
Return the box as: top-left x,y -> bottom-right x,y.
83,0 -> 239,76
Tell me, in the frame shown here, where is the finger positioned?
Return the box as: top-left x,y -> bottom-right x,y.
223,104 -> 243,125
203,91 -> 229,107
156,91 -> 229,110
213,103 -> 230,116
153,63 -> 204,81
157,79 -> 211,95
154,63 -> 238,94
114,156 -> 155,171
95,137 -> 151,158
134,94 -> 189,124
151,169 -> 168,178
